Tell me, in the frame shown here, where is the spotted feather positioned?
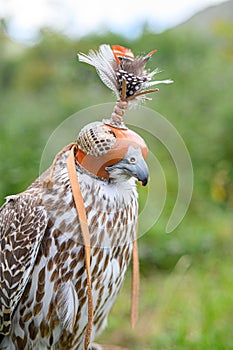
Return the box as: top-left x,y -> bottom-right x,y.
0,194 -> 47,335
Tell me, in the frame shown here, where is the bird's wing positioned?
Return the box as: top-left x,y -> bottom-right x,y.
0,194 -> 48,335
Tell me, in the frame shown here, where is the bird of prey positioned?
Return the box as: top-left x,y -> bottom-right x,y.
0,44 -> 172,350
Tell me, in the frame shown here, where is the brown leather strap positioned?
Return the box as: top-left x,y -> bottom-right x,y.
66,145 -> 94,350
131,236 -> 139,329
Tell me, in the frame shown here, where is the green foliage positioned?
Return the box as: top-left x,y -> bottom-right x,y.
0,22 -> 233,348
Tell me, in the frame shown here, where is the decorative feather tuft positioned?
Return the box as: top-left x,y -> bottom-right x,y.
78,44 -> 173,103
78,45 -> 119,96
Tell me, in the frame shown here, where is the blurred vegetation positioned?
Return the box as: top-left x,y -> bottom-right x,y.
0,16 -> 233,349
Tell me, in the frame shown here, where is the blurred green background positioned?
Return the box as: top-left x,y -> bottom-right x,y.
0,6 -> 233,349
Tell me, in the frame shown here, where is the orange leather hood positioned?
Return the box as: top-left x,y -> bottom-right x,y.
76,124 -> 148,179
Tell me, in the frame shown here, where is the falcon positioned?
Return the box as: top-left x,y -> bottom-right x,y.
0,44 -> 172,350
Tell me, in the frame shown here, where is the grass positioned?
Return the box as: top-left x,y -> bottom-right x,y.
98,247 -> 233,349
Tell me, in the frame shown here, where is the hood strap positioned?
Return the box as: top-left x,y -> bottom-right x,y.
131,236 -> 139,329
66,145 -> 93,350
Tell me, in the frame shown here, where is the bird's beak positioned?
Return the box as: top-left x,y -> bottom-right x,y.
124,157 -> 149,186
106,153 -> 149,186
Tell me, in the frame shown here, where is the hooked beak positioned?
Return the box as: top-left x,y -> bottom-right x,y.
123,157 -> 149,186
106,148 -> 149,186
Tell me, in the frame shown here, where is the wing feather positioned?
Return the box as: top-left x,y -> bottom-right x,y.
0,194 -> 48,335
56,281 -> 79,333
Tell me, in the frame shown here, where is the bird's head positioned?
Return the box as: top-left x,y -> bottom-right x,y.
76,121 -> 149,186
105,145 -> 148,186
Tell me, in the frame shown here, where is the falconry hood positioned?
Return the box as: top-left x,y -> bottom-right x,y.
76,44 -> 173,180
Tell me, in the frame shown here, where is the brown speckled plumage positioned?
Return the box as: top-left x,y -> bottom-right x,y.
0,151 -> 138,350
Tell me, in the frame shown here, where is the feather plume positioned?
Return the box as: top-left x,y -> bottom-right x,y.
78,45 -> 119,96
78,44 -> 173,104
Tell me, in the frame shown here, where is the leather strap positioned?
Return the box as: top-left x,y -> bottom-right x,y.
66,145 -> 94,350
131,237 -> 139,329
